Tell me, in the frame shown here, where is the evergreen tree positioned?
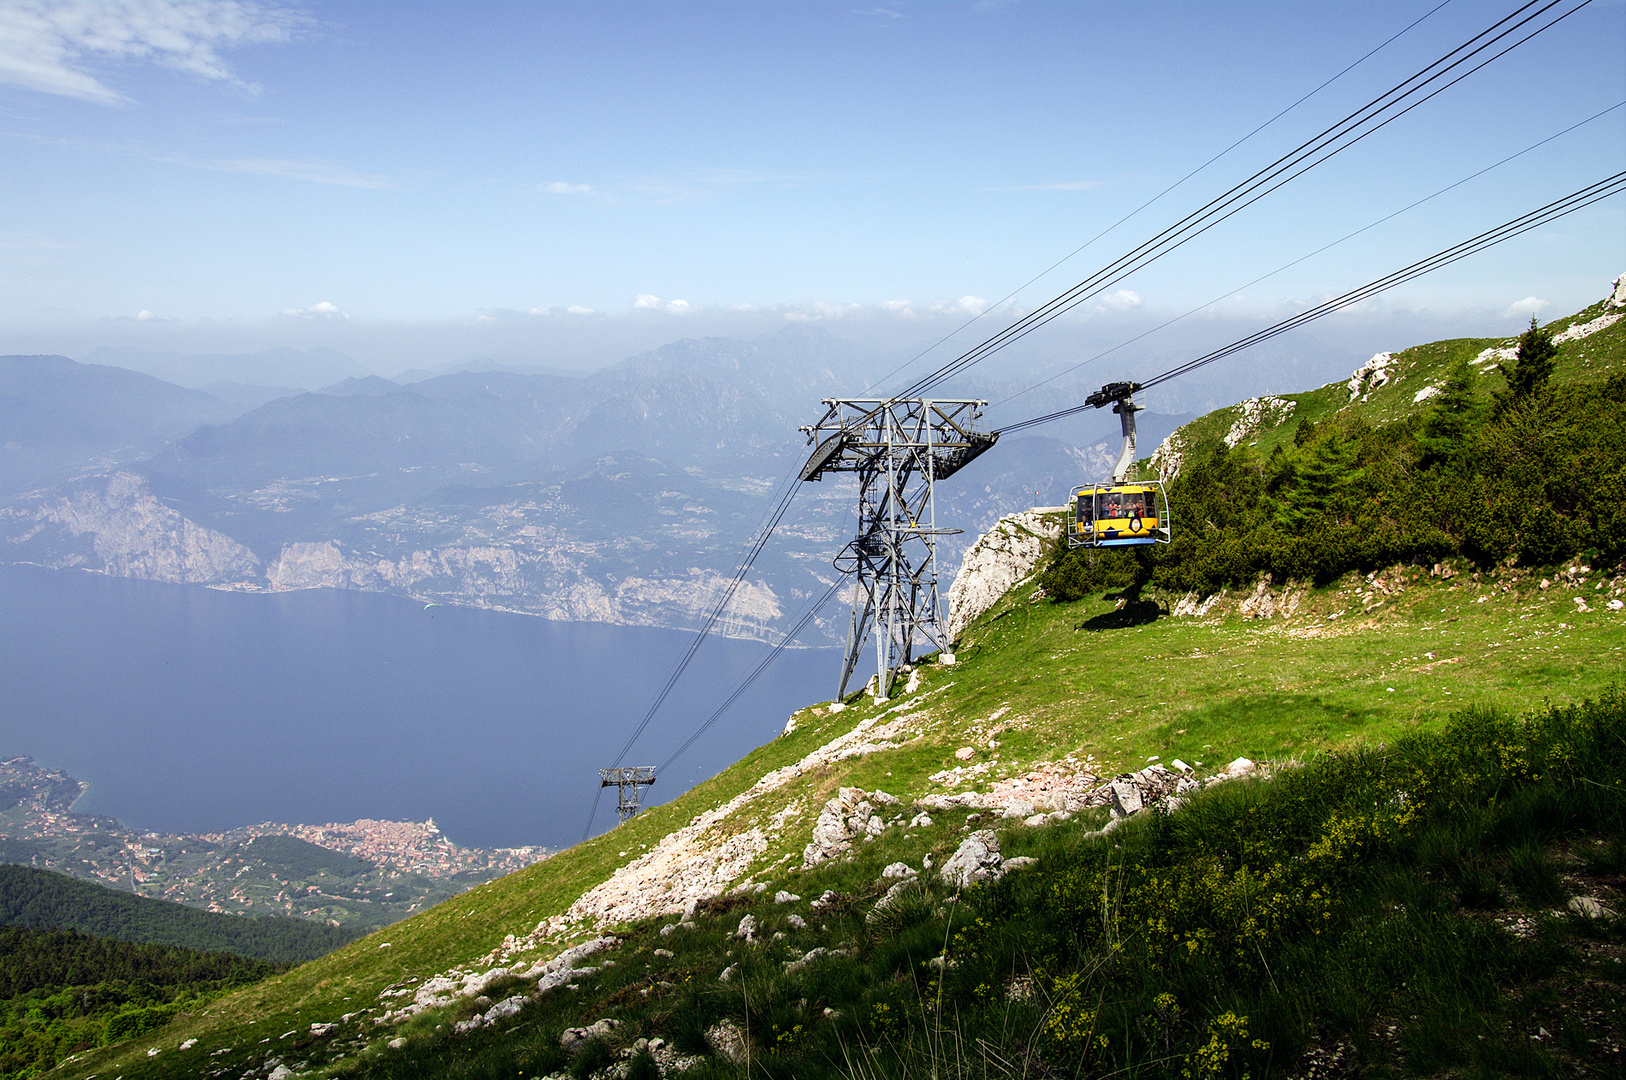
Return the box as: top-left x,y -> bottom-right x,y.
1498,316 -> 1557,405
1418,360 -> 1480,468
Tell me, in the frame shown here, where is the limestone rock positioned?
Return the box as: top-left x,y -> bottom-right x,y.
943,510 -> 1064,642
940,830 -> 1003,889
880,862 -> 917,879
735,914 -> 757,942
774,890 -> 801,904
561,1018 -> 621,1052
1109,780 -> 1143,818
705,1019 -> 750,1064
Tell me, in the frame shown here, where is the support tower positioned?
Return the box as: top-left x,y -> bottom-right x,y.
799,398 -> 997,702
598,767 -> 656,825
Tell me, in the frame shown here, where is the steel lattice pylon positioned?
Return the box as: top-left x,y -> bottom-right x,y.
799,398 -> 996,702
599,767 -> 656,825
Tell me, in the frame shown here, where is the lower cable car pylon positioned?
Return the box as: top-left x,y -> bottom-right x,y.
1068,382 -> 1172,549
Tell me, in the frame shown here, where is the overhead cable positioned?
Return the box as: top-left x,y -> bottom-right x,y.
994,171 -> 1626,436
893,0 -> 1593,403
581,458 -> 807,840
657,577 -> 846,774
989,98 -> 1626,416
861,0 -> 1454,396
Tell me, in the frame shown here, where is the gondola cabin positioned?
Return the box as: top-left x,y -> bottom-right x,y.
1067,481 -> 1171,548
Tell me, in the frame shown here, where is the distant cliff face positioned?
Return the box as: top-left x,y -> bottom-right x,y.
2,472 -> 260,584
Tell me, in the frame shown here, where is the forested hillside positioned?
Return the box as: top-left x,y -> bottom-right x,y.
1045,293 -> 1626,601
0,866 -> 361,963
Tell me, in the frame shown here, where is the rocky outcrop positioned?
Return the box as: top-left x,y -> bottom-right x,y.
1225,396 -> 1296,446
943,509 -> 1063,642
1347,353 -> 1397,401
802,787 -> 901,867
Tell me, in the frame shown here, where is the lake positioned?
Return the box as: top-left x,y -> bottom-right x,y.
0,565 -> 844,849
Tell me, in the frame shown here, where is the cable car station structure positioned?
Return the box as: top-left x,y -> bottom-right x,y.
799,398 -> 997,702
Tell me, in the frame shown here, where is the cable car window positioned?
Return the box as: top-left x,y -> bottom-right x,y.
1076,494 -> 1093,521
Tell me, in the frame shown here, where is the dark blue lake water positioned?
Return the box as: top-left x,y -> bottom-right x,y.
0,565 -> 844,849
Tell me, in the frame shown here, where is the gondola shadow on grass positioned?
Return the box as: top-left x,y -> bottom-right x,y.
1074,592 -> 1163,632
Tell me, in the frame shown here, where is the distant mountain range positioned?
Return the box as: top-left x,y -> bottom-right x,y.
1,326 -> 1189,643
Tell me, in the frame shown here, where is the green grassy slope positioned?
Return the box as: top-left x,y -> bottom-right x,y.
51,549 -> 1624,1078
46,292 -> 1626,1078
1149,295 -> 1625,470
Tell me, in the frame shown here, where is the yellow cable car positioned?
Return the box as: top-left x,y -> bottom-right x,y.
1067,381 -> 1173,549
1068,481 -> 1170,548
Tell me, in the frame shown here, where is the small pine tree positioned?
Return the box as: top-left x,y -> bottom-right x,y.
1498,316 -> 1557,404
1418,359 -> 1480,468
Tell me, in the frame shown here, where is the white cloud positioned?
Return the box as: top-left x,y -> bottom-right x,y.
281,300 -> 347,319
136,308 -> 152,320
1503,295 -> 1548,319
543,181 -> 593,195
634,294 -> 695,315
0,0 -> 309,106
566,305 -> 595,316
1102,289 -> 1143,310
853,7 -> 903,18
928,295 -> 987,315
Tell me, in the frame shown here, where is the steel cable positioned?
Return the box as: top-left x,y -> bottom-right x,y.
994,171 -> 1626,436
893,0 -> 1591,403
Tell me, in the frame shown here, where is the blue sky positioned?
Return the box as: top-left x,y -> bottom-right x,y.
2,0 -> 1622,375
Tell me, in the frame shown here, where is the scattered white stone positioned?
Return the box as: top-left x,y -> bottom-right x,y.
1227,395 -> 1297,445
1171,759 -> 1193,775
1413,384 -> 1442,403
1609,599 -> 1623,611
735,914 -> 757,942
388,1038 -> 407,1050
939,830 -> 1003,889
909,812 -> 934,828
1568,896 -> 1614,919
1003,856 -> 1038,872
268,1067 -> 294,1080
828,702 -> 847,713
560,1018 -> 621,1052
1109,780 -> 1143,818
179,1038 -> 197,1050
773,890 -> 800,904
783,946 -> 829,974
1553,311 -> 1621,343
484,995 -> 527,1024
881,862 -> 918,879
787,914 -> 806,930
310,1022 -> 337,1037
705,1019 -> 750,1064
1219,757 -> 1256,781
955,746 -> 976,761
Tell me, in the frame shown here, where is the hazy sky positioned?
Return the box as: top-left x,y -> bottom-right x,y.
2,0 -> 1623,375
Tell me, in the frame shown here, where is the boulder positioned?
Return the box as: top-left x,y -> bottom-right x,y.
881,862 -> 918,880
939,830 -> 1003,889
1109,779 -> 1143,817
735,914 -> 757,942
